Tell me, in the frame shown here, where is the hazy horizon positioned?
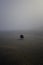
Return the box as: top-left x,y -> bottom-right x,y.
0,0 -> 43,31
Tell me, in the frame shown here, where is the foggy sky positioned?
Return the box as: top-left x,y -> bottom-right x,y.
0,0 -> 43,31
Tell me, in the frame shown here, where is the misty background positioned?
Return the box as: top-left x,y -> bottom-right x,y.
0,0 -> 43,31
0,1 -> 43,65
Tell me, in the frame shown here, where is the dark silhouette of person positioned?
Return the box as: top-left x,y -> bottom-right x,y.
20,34 -> 24,39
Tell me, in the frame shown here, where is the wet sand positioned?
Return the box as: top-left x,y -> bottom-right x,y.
0,32 -> 43,65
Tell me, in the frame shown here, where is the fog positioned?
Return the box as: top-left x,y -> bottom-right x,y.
0,0 -> 43,31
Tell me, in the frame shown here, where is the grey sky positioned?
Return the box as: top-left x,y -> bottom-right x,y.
0,0 -> 43,31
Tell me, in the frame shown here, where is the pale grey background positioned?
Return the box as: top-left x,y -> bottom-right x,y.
0,0 -> 43,31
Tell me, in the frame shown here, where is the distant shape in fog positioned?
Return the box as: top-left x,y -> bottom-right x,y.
20,34 -> 24,40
